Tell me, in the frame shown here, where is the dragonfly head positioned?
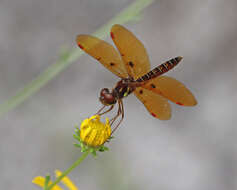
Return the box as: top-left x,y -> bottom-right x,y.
99,88 -> 117,106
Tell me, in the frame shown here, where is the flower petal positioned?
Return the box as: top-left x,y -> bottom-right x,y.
55,170 -> 78,190
32,176 -> 63,190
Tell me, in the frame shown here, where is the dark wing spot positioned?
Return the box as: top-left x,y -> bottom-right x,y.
78,44 -> 84,49
110,32 -> 115,39
110,62 -> 115,66
139,90 -> 143,94
151,113 -> 157,117
176,102 -> 183,106
128,61 -> 134,68
150,83 -> 156,88
97,57 -> 101,61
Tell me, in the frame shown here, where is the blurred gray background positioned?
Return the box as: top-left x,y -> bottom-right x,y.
0,0 -> 237,189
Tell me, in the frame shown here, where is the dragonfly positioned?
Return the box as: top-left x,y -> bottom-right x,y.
76,24 -> 197,132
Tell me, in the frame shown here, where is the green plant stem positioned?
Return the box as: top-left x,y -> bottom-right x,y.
0,0 -> 155,117
43,175 -> 50,190
46,150 -> 90,190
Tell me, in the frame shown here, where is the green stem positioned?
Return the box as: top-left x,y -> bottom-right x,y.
0,0 -> 155,117
46,150 -> 90,190
43,175 -> 50,190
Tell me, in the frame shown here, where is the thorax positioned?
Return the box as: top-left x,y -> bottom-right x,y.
112,78 -> 136,99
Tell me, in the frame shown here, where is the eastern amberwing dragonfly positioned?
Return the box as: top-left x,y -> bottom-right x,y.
76,24 -> 197,132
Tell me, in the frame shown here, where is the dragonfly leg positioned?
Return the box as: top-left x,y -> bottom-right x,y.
96,105 -> 106,115
110,102 -> 121,125
96,105 -> 114,116
111,100 -> 124,134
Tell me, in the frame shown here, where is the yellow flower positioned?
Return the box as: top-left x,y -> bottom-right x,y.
32,170 -> 78,190
80,115 -> 111,147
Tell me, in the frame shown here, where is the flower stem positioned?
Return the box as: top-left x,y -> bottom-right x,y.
46,150 -> 90,190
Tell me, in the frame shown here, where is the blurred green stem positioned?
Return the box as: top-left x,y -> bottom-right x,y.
0,0 -> 155,117
46,150 -> 90,190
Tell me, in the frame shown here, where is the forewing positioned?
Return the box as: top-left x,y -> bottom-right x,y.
111,24 -> 150,79
76,35 -> 128,78
134,87 -> 171,120
142,76 -> 197,106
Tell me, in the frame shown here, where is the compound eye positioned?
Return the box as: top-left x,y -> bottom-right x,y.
105,93 -> 114,101
100,88 -> 109,96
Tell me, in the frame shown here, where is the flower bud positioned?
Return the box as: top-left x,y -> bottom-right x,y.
80,115 -> 111,147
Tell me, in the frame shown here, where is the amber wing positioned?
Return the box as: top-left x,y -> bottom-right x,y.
142,76 -> 197,106
76,35 -> 128,78
134,87 -> 171,120
111,24 -> 150,80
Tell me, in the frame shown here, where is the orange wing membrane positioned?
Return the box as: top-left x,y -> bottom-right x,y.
76,35 -> 128,78
142,76 -> 197,106
134,87 -> 171,120
111,24 -> 150,79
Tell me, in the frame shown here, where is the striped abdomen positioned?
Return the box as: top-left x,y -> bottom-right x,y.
136,56 -> 183,82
